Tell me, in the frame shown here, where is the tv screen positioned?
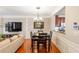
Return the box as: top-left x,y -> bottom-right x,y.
5,22 -> 22,32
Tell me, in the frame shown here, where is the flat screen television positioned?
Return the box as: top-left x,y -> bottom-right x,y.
5,22 -> 22,32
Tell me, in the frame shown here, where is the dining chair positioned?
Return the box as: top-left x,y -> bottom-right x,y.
49,31 -> 52,52
30,31 -> 39,52
37,36 -> 47,52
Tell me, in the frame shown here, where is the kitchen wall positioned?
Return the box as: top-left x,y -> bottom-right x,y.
53,6 -> 79,53
50,15 -> 57,45
65,6 -> 79,45
50,16 -> 55,31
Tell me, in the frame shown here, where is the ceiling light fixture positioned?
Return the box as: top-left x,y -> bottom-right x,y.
34,7 -> 43,21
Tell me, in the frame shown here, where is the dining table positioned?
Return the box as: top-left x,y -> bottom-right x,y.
31,33 -> 51,53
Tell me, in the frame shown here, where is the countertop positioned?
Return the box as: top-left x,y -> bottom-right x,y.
54,31 -> 79,46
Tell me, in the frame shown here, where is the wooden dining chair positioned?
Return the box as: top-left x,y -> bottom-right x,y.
49,31 -> 52,52
37,36 -> 47,52
30,31 -> 38,52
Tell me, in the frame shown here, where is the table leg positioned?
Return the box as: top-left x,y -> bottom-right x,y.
48,39 -> 51,52
37,41 -> 39,53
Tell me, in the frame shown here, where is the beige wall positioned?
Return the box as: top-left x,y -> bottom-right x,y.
50,16 -> 55,30
27,17 -> 51,38
65,6 -> 79,44
0,16 -> 51,39
0,16 -> 27,36
50,15 -> 57,45
54,6 -> 79,53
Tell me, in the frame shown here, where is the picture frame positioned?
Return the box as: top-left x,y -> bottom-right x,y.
34,22 -> 44,29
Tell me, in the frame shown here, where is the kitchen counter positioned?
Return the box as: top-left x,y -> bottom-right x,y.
54,31 -> 79,47
53,31 -> 79,52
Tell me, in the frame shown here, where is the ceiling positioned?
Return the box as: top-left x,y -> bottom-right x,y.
55,7 -> 65,15
0,6 -> 64,17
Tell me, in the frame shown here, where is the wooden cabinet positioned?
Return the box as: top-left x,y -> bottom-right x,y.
56,36 -> 69,53
55,15 -> 65,27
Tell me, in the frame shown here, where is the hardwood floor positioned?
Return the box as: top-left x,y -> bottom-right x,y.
16,39 -> 61,53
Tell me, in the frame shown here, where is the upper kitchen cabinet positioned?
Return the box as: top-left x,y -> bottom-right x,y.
55,7 -> 65,32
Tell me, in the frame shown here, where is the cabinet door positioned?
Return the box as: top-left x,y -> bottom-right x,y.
56,36 -> 69,53
55,15 -> 65,27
